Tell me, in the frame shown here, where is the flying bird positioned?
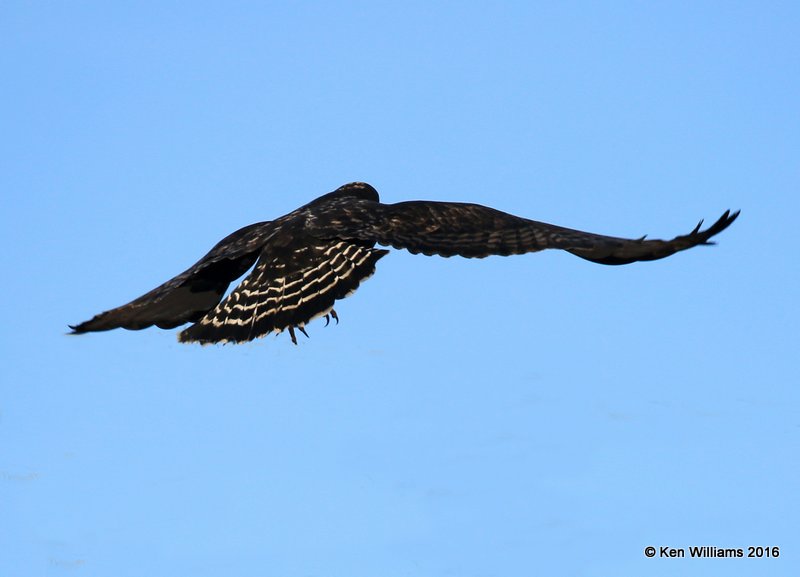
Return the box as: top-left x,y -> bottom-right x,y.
71,182 -> 739,345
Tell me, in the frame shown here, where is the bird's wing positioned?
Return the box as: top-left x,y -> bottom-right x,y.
360,201 -> 739,264
178,240 -> 389,344
70,222 -> 270,333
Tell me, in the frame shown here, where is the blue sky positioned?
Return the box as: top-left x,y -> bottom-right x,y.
2,2 -> 798,576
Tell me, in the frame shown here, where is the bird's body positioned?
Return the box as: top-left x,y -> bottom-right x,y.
71,182 -> 738,344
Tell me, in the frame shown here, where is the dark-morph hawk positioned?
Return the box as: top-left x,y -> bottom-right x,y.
71,182 -> 739,344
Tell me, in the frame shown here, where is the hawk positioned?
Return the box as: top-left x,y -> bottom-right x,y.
70,182 -> 739,345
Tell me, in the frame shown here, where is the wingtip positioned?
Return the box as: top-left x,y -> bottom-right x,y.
696,209 -> 740,242
67,323 -> 85,335
717,208 -> 740,230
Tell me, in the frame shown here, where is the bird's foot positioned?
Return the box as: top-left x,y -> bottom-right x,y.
323,309 -> 340,327
287,325 -> 310,345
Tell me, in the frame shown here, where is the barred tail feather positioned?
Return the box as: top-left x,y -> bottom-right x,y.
178,242 -> 388,344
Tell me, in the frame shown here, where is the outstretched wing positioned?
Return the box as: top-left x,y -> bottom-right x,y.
178,240 -> 389,344
361,201 -> 739,264
69,222 -> 269,333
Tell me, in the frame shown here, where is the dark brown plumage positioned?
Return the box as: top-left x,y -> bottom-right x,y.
70,182 -> 739,344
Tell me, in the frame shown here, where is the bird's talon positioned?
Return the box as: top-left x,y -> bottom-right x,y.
331,309 -> 339,324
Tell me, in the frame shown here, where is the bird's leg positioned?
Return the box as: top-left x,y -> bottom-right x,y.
287,325 -> 298,345
297,325 -> 309,339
